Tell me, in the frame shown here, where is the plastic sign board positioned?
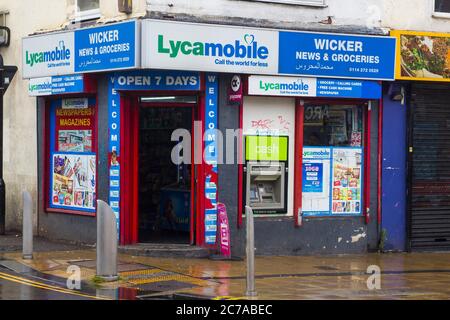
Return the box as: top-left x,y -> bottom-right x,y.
248,75 -> 381,99
245,135 -> 289,162
278,31 -> 396,80
112,70 -> 201,91
142,19 -> 279,75
75,20 -> 139,73
23,32 -> 75,78
28,75 -> 86,96
23,20 -> 139,78
391,30 -> 450,82
217,203 -> 231,258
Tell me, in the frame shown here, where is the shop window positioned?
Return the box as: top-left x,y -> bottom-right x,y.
47,97 -> 97,214
434,0 -> 450,17
302,104 -> 364,217
75,0 -> 100,21
246,0 -> 326,6
304,105 -> 363,147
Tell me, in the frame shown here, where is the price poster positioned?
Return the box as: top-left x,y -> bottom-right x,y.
302,147 -> 332,215
331,148 -> 363,215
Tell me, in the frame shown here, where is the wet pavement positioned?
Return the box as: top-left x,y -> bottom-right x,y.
1,248 -> 450,300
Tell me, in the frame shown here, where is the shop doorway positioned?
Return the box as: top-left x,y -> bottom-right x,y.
137,96 -> 197,244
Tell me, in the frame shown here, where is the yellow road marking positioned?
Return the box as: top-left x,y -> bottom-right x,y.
0,271 -> 110,300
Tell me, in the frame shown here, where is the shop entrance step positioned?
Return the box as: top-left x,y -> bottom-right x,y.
118,243 -> 211,258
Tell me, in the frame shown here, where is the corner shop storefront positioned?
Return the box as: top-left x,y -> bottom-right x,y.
24,19 -> 396,254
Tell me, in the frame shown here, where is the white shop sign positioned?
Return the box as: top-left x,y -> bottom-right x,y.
141,20 -> 279,75
23,32 -> 75,79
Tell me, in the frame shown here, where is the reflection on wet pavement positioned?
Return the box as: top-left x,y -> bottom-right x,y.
1,250 -> 450,300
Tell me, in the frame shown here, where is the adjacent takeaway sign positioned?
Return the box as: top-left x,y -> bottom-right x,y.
23,20 -> 139,78
391,30 -> 450,82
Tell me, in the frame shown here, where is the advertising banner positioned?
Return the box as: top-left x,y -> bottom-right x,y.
204,74 -> 219,245
217,203 -> 231,258
391,30 -> 450,82
28,75 -> 95,96
23,32 -> 75,78
245,135 -> 289,161
142,19 -> 279,75
108,76 -> 121,237
331,148 -> 363,215
248,75 -> 381,99
23,21 -> 139,78
51,153 -> 96,212
302,147 -> 363,216
278,31 -> 396,80
112,70 -> 201,91
302,147 -> 331,215
75,20 -> 139,73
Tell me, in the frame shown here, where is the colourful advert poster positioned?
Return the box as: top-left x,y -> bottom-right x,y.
331,148 -> 363,215
51,153 -> 96,211
302,147 -> 331,215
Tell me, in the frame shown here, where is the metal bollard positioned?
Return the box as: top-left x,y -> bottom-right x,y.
96,200 -> 118,281
245,206 -> 257,297
22,191 -> 33,260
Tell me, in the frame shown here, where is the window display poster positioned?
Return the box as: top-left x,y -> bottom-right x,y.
303,163 -> 323,193
51,153 -> 96,212
55,106 -> 95,152
331,148 -> 363,215
302,147 -> 331,215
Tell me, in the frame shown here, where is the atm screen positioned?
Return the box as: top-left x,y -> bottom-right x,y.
249,185 -> 259,202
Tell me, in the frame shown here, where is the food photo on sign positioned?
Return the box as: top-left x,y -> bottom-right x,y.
400,34 -> 450,79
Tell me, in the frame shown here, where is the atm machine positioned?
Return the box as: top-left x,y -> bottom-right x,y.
243,135 -> 289,215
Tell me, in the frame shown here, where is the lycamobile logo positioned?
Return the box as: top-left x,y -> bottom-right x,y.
260,80 -> 310,92
158,34 -> 269,59
25,41 -> 71,67
304,150 -> 330,157
29,81 -> 52,92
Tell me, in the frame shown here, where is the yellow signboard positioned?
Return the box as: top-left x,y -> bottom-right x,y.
391,30 -> 450,82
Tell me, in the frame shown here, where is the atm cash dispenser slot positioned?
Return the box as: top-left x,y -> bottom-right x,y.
246,163 -> 286,212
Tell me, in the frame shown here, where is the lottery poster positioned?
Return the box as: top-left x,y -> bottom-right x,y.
51,153 -> 96,211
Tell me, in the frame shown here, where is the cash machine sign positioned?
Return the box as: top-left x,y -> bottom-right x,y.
245,136 -> 288,161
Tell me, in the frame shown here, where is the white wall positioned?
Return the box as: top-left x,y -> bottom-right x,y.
147,0 -> 384,29
382,0 -> 450,33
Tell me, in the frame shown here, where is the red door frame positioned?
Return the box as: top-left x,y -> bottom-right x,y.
293,98 -> 372,224
119,91 -> 201,245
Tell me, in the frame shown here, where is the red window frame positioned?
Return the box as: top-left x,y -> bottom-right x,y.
44,94 -> 99,217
